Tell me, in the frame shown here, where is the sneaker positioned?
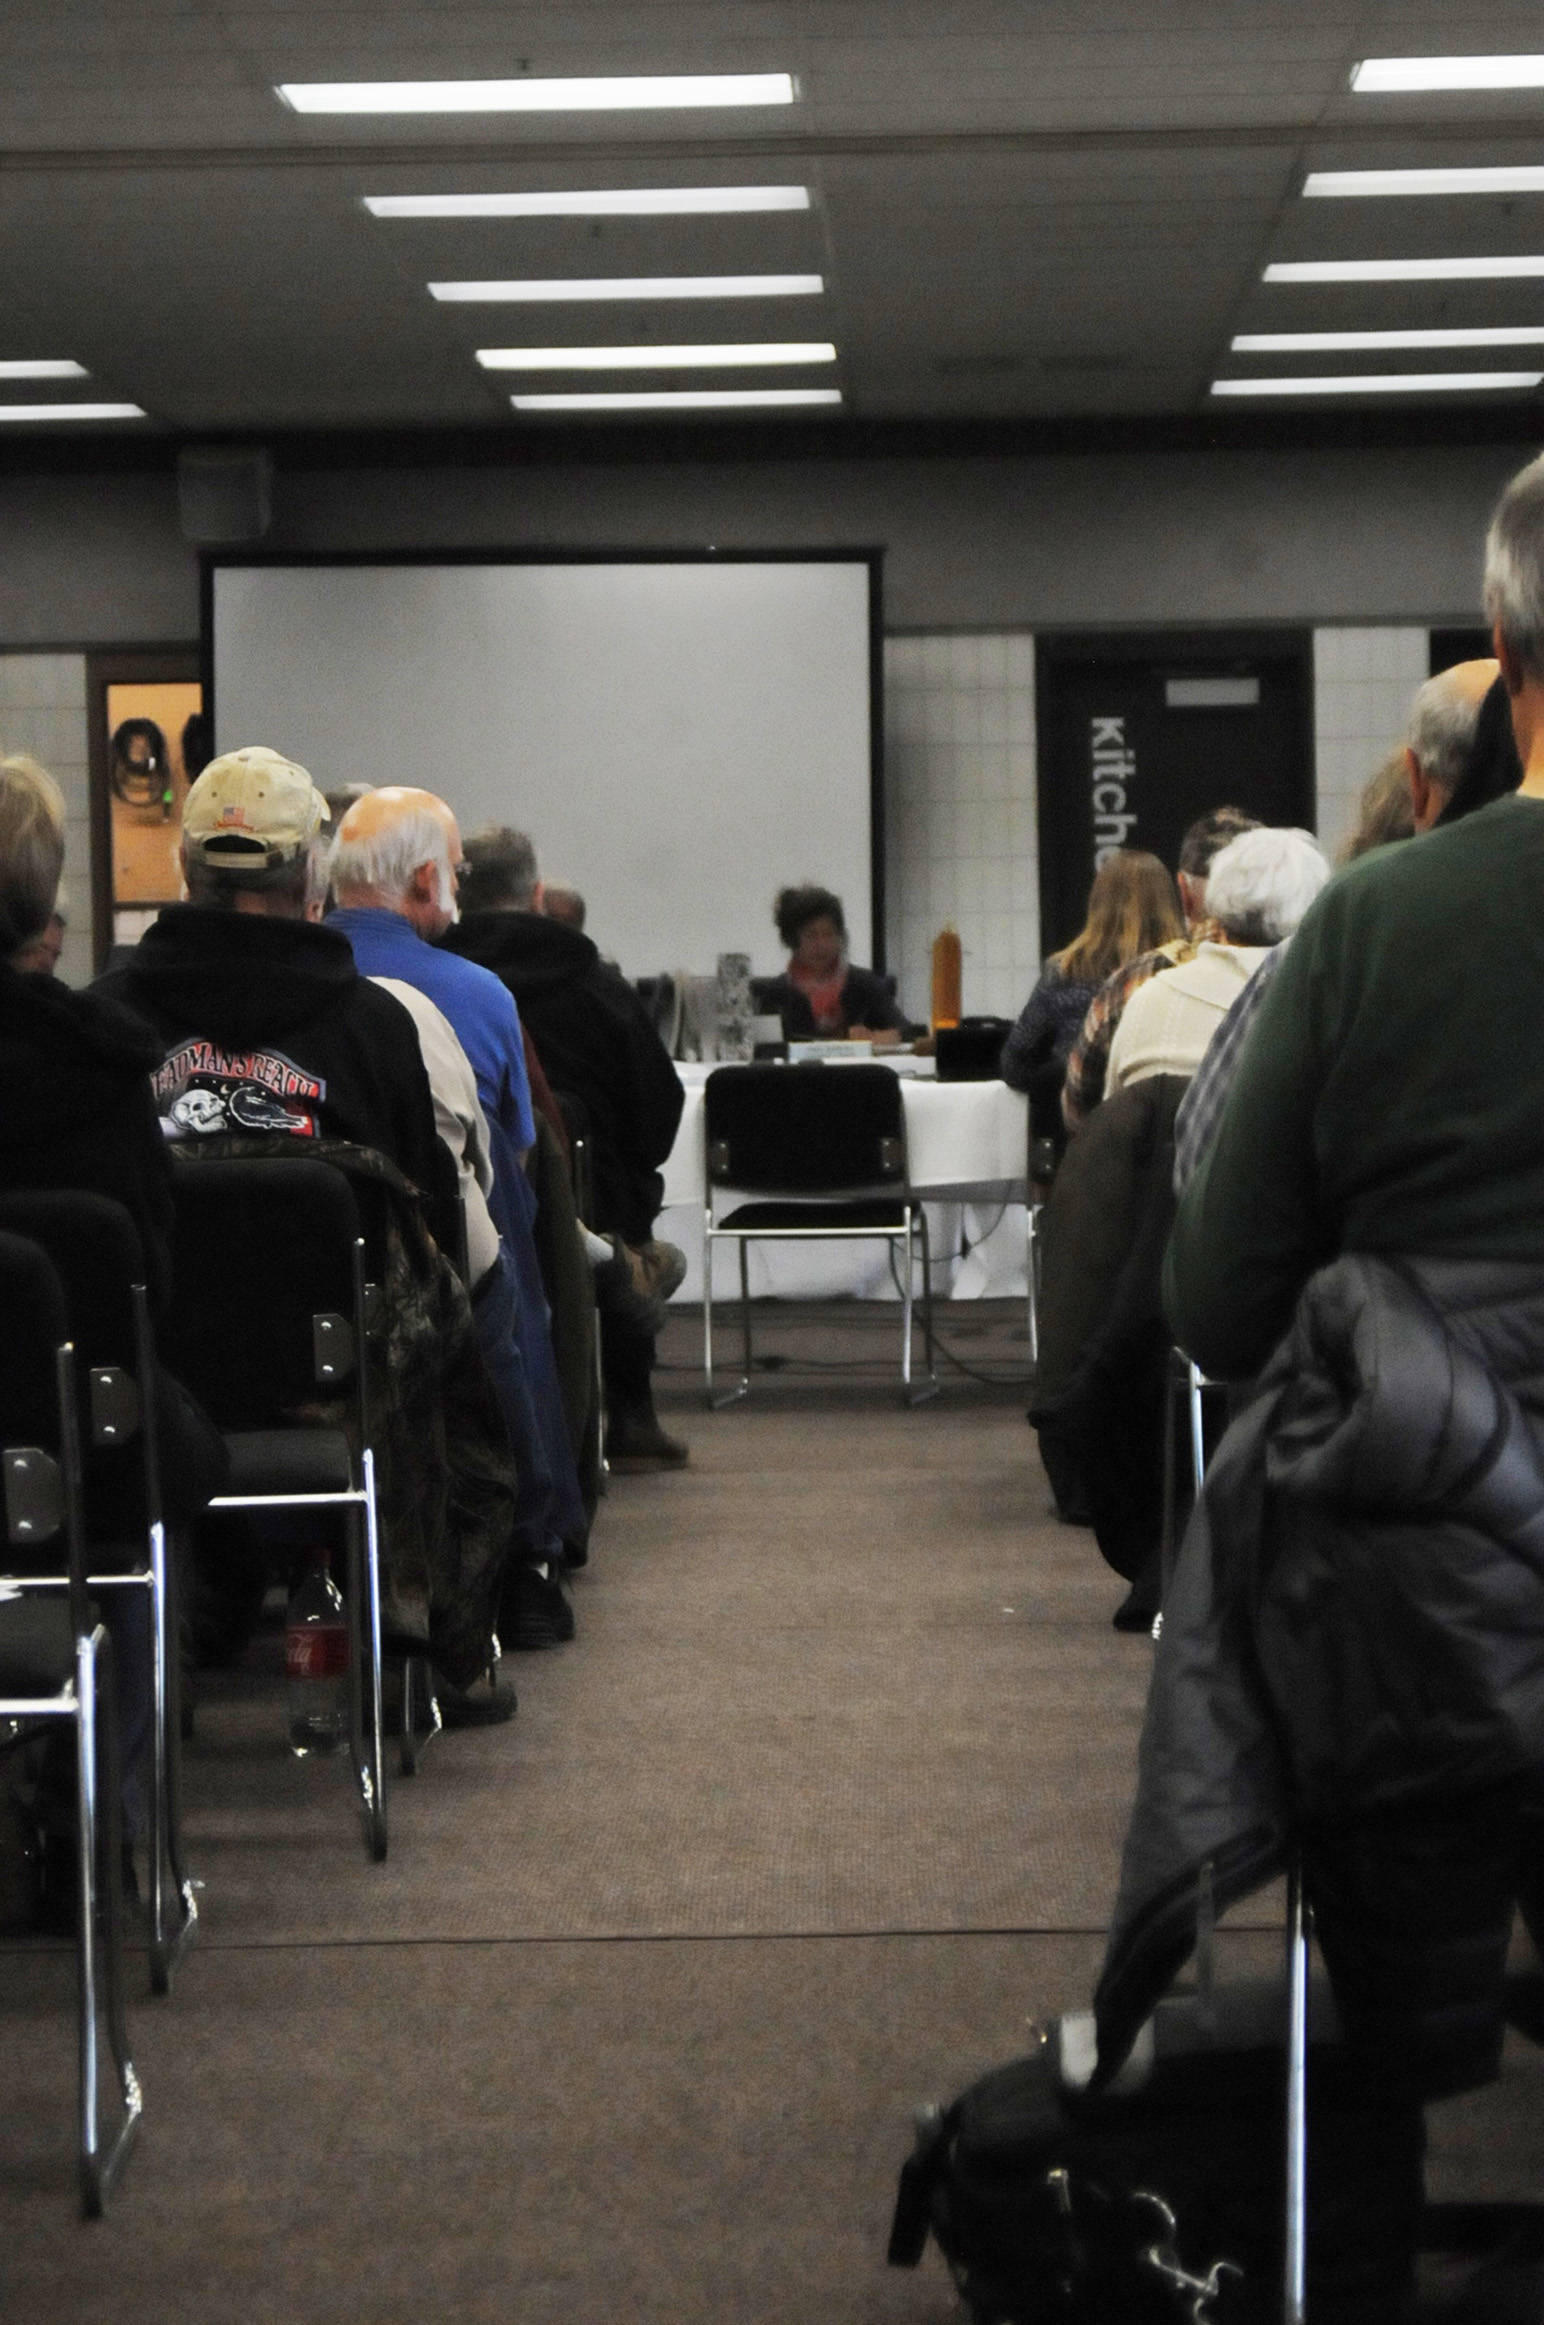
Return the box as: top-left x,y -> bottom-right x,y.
607,1415 -> 690,1473
433,1673 -> 518,1728
595,1235 -> 688,1337
502,1560 -> 576,1650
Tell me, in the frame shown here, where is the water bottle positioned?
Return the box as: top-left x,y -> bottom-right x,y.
284,1550 -> 348,1757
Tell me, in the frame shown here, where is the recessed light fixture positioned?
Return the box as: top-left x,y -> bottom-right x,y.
0,359 -> 89,380
1265,256 -> 1544,282
1352,56 -> 1544,93
0,401 -> 145,422
511,387 -> 842,410
1235,327 -> 1544,352
280,74 -> 795,114
432,274 -> 824,302
1212,371 -> 1542,396
478,342 -> 836,370
366,187 -> 810,218
1305,166 -> 1544,197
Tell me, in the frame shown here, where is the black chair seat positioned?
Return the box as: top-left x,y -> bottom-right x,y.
221,1429 -> 355,1499
719,1196 -> 911,1233
0,1595 -> 77,1695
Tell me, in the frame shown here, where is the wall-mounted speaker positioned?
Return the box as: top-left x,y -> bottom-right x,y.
176,445 -> 273,545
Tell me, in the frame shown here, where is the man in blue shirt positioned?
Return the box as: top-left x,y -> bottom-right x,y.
329,786 -> 584,1646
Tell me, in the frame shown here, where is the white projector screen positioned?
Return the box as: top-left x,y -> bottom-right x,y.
207,555 -> 880,981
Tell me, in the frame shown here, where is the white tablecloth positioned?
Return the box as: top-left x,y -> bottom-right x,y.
658,1063 -> 1031,1302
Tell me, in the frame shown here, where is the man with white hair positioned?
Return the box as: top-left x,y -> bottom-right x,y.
328,786 -> 585,1646
1104,825 -> 1328,1096
1404,657 -> 1499,831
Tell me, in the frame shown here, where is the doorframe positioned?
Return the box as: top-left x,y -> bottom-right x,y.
84,644 -> 200,972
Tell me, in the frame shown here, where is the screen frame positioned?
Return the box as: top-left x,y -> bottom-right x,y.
200,544 -> 887,972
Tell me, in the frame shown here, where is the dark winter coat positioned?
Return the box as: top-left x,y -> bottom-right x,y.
445,910 -> 683,1244
1094,1253 -> 1544,2082
0,961 -> 174,1300
97,907 -> 454,1242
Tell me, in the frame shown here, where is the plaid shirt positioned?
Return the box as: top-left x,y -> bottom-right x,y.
1172,941 -> 1285,1193
1061,938 -> 1194,1127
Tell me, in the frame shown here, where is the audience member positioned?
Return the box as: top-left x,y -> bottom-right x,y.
1097,448 -> 1544,2320
1002,849 -> 1182,1097
541,879 -> 586,931
1105,826 -> 1327,1095
1061,807 -> 1257,1127
1404,658 -> 1498,832
446,825 -> 691,1471
1176,667 -> 1497,1196
757,883 -> 906,1042
329,787 -> 587,1627
0,754 -> 227,1896
98,746 -> 510,1700
1337,750 -> 1414,865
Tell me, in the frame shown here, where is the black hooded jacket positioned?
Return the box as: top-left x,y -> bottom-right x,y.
444,910 -> 683,1243
0,962 -> 175,1300
96,907 -> 446,1208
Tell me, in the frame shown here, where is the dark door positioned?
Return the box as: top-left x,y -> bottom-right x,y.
1035,631 -> 1314,954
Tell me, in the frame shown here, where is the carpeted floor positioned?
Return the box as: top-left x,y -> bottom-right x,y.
4,1301 -> 1539,2318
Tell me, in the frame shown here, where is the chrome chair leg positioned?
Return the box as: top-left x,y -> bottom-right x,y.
901,1211 -> 914,1389
702,1205 -> 715,1405
359,1452 -> 387,1863
146,1522 -> 195,1994
907,1207 -> 940,1405
1188,1360 -> 1208,1497
399,1650 -> 442,1777
77,1631 -> 142,2217
1026,1201 -> 1042,1368
1284,1858 -> 1310,2325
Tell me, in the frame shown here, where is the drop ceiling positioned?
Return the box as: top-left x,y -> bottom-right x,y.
5,2 -> 1544,436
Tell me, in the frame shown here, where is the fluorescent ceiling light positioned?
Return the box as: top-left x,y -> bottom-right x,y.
1266,256 -> 1544,281
432,274 -> 823,301
1305,166 -> 1544,197
1352,56 -> 1544,92
0,359 -> 88,380
1235,326 -> 1544,351
512,387 -> 842,411
0,401 -> 145,422
479,341 -> 835,371
280,74 -> 795,114
366,187 -> 810,218
1212,371 -> 1542,396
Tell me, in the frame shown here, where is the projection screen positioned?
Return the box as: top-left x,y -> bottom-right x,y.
206,554 -> 880,980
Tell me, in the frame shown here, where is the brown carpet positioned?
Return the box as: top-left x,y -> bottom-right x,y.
3,1303 -> 1537,2316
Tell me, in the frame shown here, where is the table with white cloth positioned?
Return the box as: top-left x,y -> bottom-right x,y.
657,1060 -> 1031,1303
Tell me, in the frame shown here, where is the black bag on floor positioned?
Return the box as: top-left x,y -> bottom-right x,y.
888,1982 -> 1363,2324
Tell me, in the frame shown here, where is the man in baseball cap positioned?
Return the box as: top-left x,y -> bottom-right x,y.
179,744 -> 330,876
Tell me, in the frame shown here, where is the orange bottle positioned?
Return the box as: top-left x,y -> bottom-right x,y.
931,925 -> 962,1031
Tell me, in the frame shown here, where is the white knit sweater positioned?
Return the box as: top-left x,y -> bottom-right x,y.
1105,943 -> 1272,1094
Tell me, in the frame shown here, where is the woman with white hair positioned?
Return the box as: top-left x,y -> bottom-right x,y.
1105,826 -> 1328,1096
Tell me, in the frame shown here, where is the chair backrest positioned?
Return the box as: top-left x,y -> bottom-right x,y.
704,1063 -> 907,1195
0,1189 -> 156,1527
935,1018 -> 1013,1082
0,1229 -> 89,1632
161,1157 -> 365,1431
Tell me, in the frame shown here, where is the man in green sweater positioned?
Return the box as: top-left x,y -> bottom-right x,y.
1159,451 -> 1544,2318
1167,464 -> 1544,1383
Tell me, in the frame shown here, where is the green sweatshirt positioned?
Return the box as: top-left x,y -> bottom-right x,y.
1166,793 -> 1544,1379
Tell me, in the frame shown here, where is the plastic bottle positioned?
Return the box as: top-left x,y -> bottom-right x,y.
284,1550 -> 349,1757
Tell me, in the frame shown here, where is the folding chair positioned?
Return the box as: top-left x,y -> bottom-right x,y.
160,1157 -> 391,1861
702,1063 -> 936,1406
0,1230 -> 142,2214
0,1189 -> 201,1991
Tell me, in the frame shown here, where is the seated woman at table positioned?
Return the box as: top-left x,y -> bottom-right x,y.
756,883 -> 908,1042
1000,850 -> 1183,1098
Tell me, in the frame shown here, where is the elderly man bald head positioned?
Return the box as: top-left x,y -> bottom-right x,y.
331,784 -> 464,938
1404,658 -> 1497,833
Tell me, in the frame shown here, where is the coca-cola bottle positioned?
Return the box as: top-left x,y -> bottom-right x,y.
284,1549 -> 348,1757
